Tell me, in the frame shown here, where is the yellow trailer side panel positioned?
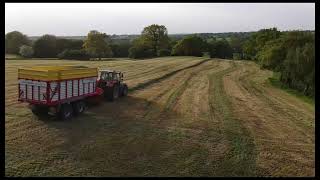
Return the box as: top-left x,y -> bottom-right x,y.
18,66 -> 98,81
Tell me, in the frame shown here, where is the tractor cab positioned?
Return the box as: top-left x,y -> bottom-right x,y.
97,69 -> 128,101
98,69 -> 123,82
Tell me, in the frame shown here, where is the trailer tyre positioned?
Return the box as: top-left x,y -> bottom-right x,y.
73,101 -> 86,116
58,103 -> 73,120
30,105 -> 48,117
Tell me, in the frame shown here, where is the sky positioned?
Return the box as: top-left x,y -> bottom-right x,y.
5,3 -> 315,36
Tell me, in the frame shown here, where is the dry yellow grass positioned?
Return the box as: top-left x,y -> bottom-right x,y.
5,57 -> 315,177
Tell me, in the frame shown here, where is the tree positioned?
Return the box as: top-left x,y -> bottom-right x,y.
242,38 -> 257,60
56,39 -> 84,54
128,24 -> 171,59
301,42 -> 315,96
57,49 -> 90,60
243,27 -> 281,60
256,38 -> 286,70
172,35 -> 207,57
33,34 -> 58,58
209,39 -> 233,59
128,37 -> 154,59
229,35 -> 246,59
141,24 -> 170,55
19,45 -> 34,58
281,40 -> 314,96
5,31 -> 30,54
255,27 -> 281,50
229,35 -> 243,54
250,28 -> 315,97
169,39 -> 178,51
110,42 -> 131,57
83,30 -> 113,60
158,49 -> 171,57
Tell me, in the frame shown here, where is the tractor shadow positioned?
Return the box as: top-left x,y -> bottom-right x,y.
37,95 -> 208,176
41,95 -> 179,142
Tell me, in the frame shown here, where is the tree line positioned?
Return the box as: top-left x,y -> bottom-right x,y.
5,24 -> 246,60
5,30 -> 131,60
242,28 -> 315,97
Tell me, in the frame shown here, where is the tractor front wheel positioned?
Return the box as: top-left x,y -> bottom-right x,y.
121,84 -> 128,97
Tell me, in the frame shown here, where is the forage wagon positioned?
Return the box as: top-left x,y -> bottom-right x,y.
18,65 -> 128,120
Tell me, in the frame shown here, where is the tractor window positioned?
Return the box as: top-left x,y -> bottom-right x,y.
108,72 -> 113,80
100,72 -> 107,80
99,72 -> 113,80
114,73 -> 120,81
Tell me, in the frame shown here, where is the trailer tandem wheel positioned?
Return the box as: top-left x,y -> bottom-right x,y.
30,104 -> 48,117
72,100 -> 87,116
58,103 -> 73,120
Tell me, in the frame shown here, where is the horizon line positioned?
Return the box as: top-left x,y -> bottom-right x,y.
8,29 -> 315,37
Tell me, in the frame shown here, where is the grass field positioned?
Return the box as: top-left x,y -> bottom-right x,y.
5,57 -> 315,177
5,54 -> 23,60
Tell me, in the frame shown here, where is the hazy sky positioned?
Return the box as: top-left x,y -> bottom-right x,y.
5,3 -> 315,36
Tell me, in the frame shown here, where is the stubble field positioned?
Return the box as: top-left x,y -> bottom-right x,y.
5,57 -> 315,176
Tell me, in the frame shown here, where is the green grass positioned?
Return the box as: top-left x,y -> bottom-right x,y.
5,54 -> 23,60
268,73 -> 314,106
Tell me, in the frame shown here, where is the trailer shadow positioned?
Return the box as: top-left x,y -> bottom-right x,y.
28,95 -> 219,176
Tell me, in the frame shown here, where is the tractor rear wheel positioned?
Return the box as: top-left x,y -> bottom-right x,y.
58,103 -> 73,120
113,85 -> 119,99
104,87 -> 111,100
105,85 -> 119,102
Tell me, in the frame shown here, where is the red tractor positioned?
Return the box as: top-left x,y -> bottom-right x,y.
96,69 -> 128,101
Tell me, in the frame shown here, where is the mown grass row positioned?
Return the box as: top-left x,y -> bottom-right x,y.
129,58 -> 211,92
233,62 -> 315,176
208,61 -> 257,176
238,66 -> 314,132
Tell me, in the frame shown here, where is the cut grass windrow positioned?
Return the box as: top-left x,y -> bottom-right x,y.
128,58 -> 211,92
208,61 -> 257,176
163,72 -> 194,112
238,67 -> 314,134
230,63 -> 315,176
